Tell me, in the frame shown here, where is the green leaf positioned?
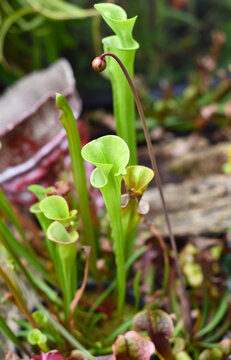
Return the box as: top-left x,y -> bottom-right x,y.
82,135 -> 130,311
27,328 -> 47,346
47,221 -> 78,244
94,3 -> 138,49
28,184 -> 52,200
81,135 -> 129,181
124,165 -> 154,197
0,219 -> 53,285
47,221 -> 78,319
175,351 -> 193,360
30,202 -> 42,214
40,195 -> 69,220
0,188 -> 31,252
0,313 -> 24,351
56,93 -> 98,279
90,167 -> 108,188
26,0 -> 96,20
0,7 -> 35,63
94,3 -> 139,165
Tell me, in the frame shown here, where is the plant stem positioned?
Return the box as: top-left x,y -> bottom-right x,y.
0,314 -> 30,356
99,51 -> 192,332
145,221 -> 169,301
56,94 -> 99,280
101,176 -> 125,312
204,318 -> 230,343
0,266 -> 37,328
195,289 -> 228,338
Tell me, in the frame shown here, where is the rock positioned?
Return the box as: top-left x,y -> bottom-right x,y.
138,134 -> 229,182
169,142 -> 230,179
143,175 -> 231,237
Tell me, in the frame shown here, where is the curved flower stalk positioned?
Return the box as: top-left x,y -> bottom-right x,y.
81,135 -> 129,311
94,3 -> 139,165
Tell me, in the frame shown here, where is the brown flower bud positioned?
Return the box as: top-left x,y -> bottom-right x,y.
92,57 -> 107,72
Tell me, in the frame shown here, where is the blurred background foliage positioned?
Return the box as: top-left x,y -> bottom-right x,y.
1,0 -> 231,94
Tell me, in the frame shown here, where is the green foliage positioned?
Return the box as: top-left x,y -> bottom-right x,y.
47,220 -> 78,319
0,188 -> 32,252
35,194 -> 79,321
123,166 -> 154,197
40,196 -> 69,220
122,165 -> 154,260
82,135 -> 129,311
95,3 -> 139,165
27,328 -> 48,352
40,195 -> 77,227
0,0 -> 96,67
175,351 -> 193,360
0,313 -> 25,351
56,93 -> 98,278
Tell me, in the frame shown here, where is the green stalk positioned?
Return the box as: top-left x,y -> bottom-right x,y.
133,270 -> 142,312
81,135 -> 130,311
0,219 -> 54,285
0,220 -> 58,304
101,176 -> 125,311
103,45 -> 137,164
204,319 -> 230,342
0,6 -> 35,63
94,51 -> 192,333
95,3 -> 139,165
35,212 -> 58,271
0,266 -> 37,328
35,304 -> 97,360
0,314 -> 29,355
199,287 -> 210,330
88,246 -> 147,316
56,242 -> 77,320
56,94 -> 98,278
0,188 -> 33,254
195,289 -> 228,338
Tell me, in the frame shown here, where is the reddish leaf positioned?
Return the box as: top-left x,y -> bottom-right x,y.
112,331 -> 155,360
31,351 -> 67,360
133,310 -> 174,360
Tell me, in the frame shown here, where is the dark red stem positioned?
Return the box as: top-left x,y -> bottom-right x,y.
99,52 -> 192,332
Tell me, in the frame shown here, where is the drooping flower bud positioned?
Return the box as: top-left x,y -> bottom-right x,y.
92,57 -> 107,72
